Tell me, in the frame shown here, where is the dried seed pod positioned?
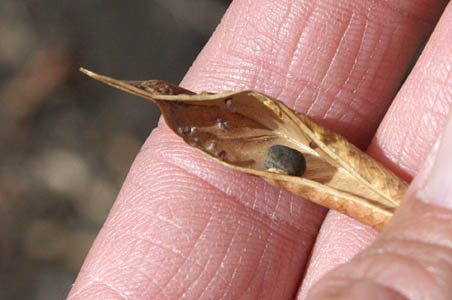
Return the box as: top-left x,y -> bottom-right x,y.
80,68 -> 409,230
265,145 -> 306,176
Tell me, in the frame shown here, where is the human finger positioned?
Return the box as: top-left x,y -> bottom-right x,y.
67,0 -> 445,299
308,111 -> 452,299
299,2 -> 451,297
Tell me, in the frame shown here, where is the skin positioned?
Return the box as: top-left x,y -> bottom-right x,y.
67,0 -> 452,299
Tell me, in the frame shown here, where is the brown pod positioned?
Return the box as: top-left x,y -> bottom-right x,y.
81,68 -> 408,230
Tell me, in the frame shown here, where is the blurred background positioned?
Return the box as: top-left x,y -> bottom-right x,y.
0,1 -> 231,299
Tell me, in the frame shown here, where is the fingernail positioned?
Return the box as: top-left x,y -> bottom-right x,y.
417,114 -> 452,209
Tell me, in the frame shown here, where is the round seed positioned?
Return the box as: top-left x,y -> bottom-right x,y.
182,125 -> 191,134
309,141 -> 318,149
218,150 -> 226,160
224,98 -> 235,112
224,98 -> 233,107
264,145 -> 306,176
216,117 -> 228,130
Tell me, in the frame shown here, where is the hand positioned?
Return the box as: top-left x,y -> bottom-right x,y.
67,1 -> 452,299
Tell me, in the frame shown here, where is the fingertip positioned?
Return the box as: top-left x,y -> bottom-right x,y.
309,279 -> 407,300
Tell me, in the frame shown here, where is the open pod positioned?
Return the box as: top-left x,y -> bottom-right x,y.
81,68 -> 408,230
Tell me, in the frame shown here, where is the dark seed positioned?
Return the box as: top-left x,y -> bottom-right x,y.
224,98 -> 236,112
216,118 -> 228,130
218,150 -> 226,160
224,98 -> 233,107
309,141 -> 318,149
183,125 -> 191,134
264,145 -> 306,176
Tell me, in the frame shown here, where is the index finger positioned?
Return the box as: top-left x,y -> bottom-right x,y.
299,1 -> 451,297
67,0 -> 445,299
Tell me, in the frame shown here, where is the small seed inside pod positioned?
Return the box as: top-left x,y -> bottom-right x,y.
224,98 -> 236,112
309,141 -> 318,149
218,150 -> 226,160
182,125 -> 191,134
216,117 -> 228,130
224,98 -> 233,107
264,145 -> 306,176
